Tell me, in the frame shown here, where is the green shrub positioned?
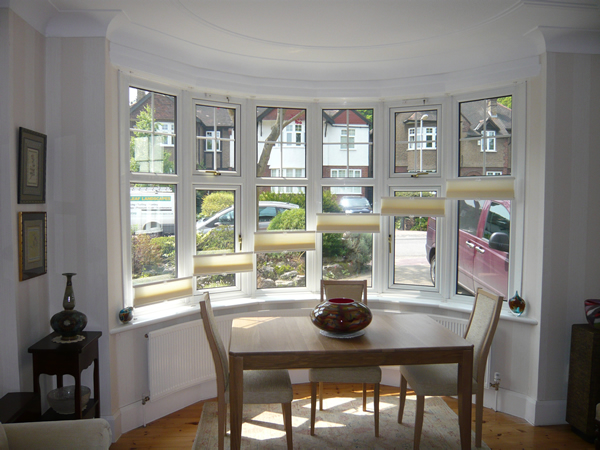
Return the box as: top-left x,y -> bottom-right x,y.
322,233 -> 347,257
131,234 -> 162,278
268,208 -> 305,230
322,190 -> 343,213
196,226 -> 234,252
258,191 -> 305,209
200,192 -> 234,219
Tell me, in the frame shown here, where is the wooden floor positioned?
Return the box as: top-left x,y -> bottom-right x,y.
110,383 -> 594,449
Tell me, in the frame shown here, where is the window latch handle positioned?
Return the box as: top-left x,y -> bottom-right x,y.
206,170 -> 221,176
410,172 -> 428,178
238,235 -> 242,251
388,234 -> 392,254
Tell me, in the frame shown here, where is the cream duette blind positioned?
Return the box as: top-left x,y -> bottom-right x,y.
133,276 -> 194,307
446,177 -> 515,200
380,197 -> 446,217
254,231 -> 316,252
316,213 -> 381,233
193,252 -> 254,275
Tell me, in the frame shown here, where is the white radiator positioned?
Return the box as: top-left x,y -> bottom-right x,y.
147,318 -> 232,402
428,314 -> 492,388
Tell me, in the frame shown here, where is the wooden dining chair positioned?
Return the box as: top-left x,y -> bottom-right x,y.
309,279 -> 382,437
199,293 -> 294,450
398,288 -> 503,449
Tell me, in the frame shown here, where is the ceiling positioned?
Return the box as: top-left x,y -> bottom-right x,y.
6,0 -> 600,99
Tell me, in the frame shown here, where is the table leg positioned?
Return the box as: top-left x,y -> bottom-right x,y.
457,348 -> 473,450
229,355 -> 244,450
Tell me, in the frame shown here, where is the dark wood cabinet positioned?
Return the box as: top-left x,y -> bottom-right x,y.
28,331 -> 101,420
566,324 -> 600,439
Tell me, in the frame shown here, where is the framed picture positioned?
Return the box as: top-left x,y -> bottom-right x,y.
18,127 -> 47,204
19,212 -> 47,281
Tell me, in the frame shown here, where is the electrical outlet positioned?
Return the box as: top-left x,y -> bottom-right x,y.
494,372 -> 501,382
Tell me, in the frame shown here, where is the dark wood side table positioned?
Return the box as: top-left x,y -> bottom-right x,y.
566,324 -> 600,441
0,392 -> 40,423
28,331 -> 101,420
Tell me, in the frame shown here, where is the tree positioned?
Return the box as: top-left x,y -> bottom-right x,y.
130,104 -> 174,173
256,108 -> 304,176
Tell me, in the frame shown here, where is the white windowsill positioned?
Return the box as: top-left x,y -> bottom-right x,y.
110,291 -> 537,335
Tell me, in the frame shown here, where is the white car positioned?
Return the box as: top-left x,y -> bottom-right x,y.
196,201 -> 300,233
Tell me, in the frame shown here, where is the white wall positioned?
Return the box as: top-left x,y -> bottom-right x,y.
0,8 -> 49,395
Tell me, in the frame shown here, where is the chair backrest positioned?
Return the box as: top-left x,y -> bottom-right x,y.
321,279 -> 368,304
199,292 -> 229,398
464,288 -> 504,383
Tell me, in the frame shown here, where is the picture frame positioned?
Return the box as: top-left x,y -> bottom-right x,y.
18,127 -> 47,204
19,212 -> 47,281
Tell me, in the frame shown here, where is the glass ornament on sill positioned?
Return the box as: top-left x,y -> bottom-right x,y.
50,273 -> 88,341
508,291 -> 526,317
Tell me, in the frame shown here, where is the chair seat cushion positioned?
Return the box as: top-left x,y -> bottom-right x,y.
309,366 -> 382,384
226,369 -> 293,404
401,364 -> 477,397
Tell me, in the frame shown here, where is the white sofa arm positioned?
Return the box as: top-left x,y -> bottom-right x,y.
1,418 -> 111,450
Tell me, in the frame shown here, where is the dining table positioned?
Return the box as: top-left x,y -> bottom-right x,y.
228,313 -> 473,449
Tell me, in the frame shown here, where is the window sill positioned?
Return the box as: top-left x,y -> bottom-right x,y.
109,291 -> 537,335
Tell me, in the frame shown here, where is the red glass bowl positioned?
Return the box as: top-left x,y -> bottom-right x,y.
310,298 -> 372,335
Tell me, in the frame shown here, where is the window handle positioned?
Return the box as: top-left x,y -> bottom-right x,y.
238,235 -> 242,251
206,170 -> 221,176
388,234 -> 392,253
410,172 -> 428,178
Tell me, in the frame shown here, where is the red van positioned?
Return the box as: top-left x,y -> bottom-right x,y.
426,200 -> 510,298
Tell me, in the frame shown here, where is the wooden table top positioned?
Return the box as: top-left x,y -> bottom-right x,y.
229,314 -> 472,369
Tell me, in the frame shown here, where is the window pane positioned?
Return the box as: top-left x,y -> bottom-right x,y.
130,184 -> 176,286
256,186 -> 306,289
459,96 -> 512,176
323,109 -> 373,178
196,189 -> 236,289
456,200 -> 510,298
321,187 -> 373,285
195,104 -> 236,172
394,110 -> 438,174
392,191 -> 436,287
257,107 -> 306,178
129,87 -> 176,174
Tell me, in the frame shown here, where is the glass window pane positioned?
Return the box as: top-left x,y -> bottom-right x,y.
129,87 -> 176,174
394,110 -> 437,174
195,104 -> 236,172
257,107 -> 306,178
456,200 -> 510,298
256,186 -> 307,289
321,187 -> 373,286
323,109 -> 373,179
196,189 -> 236,289
130,184 -> 176,286
459,96 -> 512,176
392,191 -> 436,287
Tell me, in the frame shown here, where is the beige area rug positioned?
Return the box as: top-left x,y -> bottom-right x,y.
192,395 -> 490,449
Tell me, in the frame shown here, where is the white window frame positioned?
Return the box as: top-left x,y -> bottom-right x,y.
118,76 -> 525,316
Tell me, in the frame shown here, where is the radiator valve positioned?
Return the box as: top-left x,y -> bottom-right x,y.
490,372 -> 501,390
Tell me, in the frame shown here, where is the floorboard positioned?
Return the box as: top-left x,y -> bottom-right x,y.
110,383 -> 594,449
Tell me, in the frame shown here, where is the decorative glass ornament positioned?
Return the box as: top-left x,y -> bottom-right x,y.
508,291 -> 526,317
584,299 -> 600,329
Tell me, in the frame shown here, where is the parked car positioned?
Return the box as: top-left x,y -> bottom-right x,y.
426,199 -> 510,298
196,201 -> 300,233
339,196 -> 372,213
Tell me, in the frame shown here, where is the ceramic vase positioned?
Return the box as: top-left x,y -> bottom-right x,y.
584,299 -> 600,329
508,291 -> 526,317
310,298 -> 372,335
50,273 -> 88,340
